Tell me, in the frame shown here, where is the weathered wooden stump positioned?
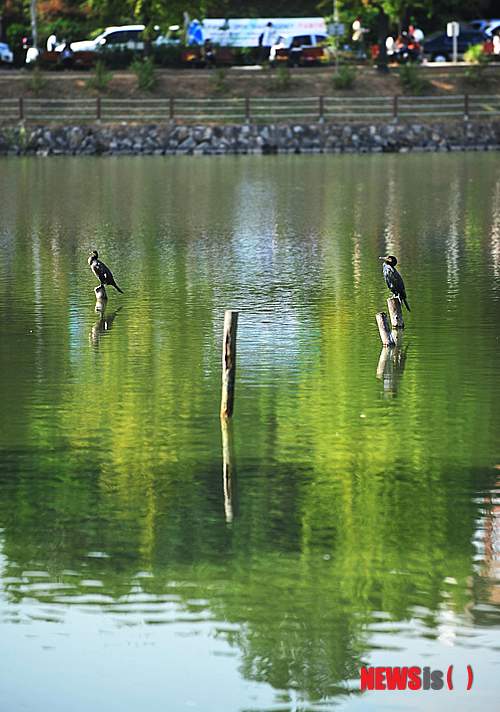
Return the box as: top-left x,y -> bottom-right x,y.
221,418 -> 235,523
94,285 -> 107,311
376,344 -> 408,396
220,310 -> 238,419
387,297 -> 404,329
375,311 -> 395,347
376,345 -> 390,380
391,327 -> 403,347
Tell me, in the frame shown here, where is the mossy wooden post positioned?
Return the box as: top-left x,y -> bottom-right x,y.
387,297 -> 404,329
391,327 -> 403,347
221,418 -> 235,523
376,345 -> 390,380
220,310 -> 238,419
95,285 -> 107,311
376,343 -> 408,397
376,311 -> 395,347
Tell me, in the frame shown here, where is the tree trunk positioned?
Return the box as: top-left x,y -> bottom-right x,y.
142,5 -> 153,57
30,0 -> 38,49
376,7 -> 389,72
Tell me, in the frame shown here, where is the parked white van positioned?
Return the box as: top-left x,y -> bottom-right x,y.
26,25 -> 147,64
58,25 -> 146,53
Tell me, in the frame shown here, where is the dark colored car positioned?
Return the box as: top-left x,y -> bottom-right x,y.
272,34 -> 330,67
423,29 -> 488,61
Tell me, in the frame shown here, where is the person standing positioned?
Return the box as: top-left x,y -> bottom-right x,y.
259,21 -> 277,61
60,41 -> 74,69
46,33 -> 57,51
202,39 -> 216,68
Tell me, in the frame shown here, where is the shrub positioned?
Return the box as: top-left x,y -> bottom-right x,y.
231,46 -> 257,66
464,43 -> 486,65
6,22 -> 27,49
399,64 -> 430,95
464,43 -> 489,85
101,48 -> 135,70
27,66 -> 47,95
86,60 -> 112,92
40,17 -> 82,43
152,44 -> 184,68
131,56 -> 157,91
332,65 -> 357,90
271,65 -> 292,92
209,67 -> 229,94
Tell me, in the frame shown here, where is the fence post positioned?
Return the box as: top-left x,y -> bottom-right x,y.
169,96 -> 175,121
318,95 -> 324,123
245,96 -> 250,124
96,96 -> 101,121
19,97 -> 24,121
393,95 -> 399,122
464,93 -> 469,121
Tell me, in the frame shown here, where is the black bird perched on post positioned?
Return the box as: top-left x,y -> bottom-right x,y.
379,255 -> 410,311
88,250 -> 123,294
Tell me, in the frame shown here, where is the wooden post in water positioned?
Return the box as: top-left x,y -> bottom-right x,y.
221,418 -> 235,523
376,311 -> 395,347
220,310 -> 238,419
376,343 -> 408,396
391,327 -> 403,347
95,285 -> 107,311
376,345 -> 390,380
387,297 -> 404,329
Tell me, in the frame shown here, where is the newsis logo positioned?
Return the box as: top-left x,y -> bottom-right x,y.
360,665 -> 474,691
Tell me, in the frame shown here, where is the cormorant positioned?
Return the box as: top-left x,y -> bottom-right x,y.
88,250 -> 123,294
379,255 -> 410,311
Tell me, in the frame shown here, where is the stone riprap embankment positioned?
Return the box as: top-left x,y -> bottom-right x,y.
0,121 -> 499,156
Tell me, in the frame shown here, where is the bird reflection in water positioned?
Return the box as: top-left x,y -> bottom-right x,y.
89,306 -> 122,348
376,331 -> 408,397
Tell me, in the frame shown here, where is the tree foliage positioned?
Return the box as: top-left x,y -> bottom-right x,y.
1,0 -> 499,44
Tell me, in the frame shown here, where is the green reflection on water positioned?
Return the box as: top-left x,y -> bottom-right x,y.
0,154 -> 499,708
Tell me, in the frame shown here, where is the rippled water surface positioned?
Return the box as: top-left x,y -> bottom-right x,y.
0,154 -> 499,711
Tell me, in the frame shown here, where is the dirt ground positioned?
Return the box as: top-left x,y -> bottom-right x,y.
0,64 -> 499,99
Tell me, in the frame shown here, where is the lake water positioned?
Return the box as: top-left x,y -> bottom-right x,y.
0,154 -> 499,711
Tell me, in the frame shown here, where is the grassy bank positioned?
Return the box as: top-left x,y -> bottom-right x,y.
1,64 -> 499,100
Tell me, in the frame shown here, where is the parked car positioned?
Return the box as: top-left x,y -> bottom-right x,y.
469,19 -> 500,34
59,25 -> 146,53
0,41 -> 14,66
26,25 -> 151,66
423,29 -> 489,61
270,33 -> 330,66
484,20 -> 500,36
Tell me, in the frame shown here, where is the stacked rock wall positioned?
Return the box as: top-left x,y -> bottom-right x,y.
0,121 -> 499,156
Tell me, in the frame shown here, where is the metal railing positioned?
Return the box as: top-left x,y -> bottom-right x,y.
1,95 -> 500,124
